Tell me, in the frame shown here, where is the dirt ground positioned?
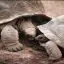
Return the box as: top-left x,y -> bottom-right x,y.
0,38 -> 64,64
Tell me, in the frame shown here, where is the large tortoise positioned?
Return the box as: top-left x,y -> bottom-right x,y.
35,15 -> 64,60
0,0 -> 51,52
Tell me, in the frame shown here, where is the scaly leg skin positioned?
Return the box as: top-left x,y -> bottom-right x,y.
1,25 -> 23,52
40,41 -> 62,60
20,19 -> 36,37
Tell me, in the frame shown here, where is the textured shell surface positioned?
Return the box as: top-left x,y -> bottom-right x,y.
0,0 -> 44,24
37,15 -> 64,47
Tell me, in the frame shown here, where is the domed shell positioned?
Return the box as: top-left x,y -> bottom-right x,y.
0,0 -> 45,24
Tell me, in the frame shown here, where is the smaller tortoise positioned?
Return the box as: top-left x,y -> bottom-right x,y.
36,15 -> 64,60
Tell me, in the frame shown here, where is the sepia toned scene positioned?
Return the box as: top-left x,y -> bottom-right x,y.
0,0 -> 64,64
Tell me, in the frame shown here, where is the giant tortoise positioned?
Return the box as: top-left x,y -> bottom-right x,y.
0,0 -> 51,52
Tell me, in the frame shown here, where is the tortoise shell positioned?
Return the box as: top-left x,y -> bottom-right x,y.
0,0 -> 46,24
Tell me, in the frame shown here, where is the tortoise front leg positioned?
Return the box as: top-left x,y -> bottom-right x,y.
40,41 -> 62,60
1,25 -> 23,52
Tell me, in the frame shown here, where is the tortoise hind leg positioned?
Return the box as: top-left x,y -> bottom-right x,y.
1,25 -> 23,52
